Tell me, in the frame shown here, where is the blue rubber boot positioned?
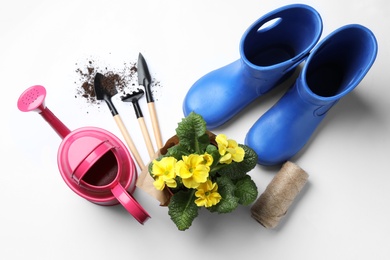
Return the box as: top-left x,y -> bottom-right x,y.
245,24 -> 378,165
183,4 -> 323,129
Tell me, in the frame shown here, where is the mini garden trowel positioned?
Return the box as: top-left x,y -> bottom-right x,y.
94,72 -> 145,170
137,53 -> 163,149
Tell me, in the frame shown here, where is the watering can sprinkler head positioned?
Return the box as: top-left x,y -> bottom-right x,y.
17,85 -> 47,113
17,85 -> 71,139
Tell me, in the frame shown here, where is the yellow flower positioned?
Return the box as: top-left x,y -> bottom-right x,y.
195,179 -> 222,207
216,134 -> 229,155
151,157 -> 177,190
216,134 -> 245,164
175,154 -> 210,188
202,153 -> 213,166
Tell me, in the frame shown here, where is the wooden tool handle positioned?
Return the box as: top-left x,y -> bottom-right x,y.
113,114 -> 146,170
138,117 -> 155,159
148,102 -> 163,149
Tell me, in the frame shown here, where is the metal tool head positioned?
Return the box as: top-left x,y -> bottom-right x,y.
120,89 -> 145,104
137,53 -> 154,103
93,72 -> 118,101
93,72 -> 119,116
137,53 -> 151,87
121,89 -> 145,118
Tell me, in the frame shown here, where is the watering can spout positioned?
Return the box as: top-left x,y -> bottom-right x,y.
39,107 -> 71,139
17,85 -> 71,139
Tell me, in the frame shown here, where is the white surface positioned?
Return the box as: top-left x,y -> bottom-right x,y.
1,0 -> 389,259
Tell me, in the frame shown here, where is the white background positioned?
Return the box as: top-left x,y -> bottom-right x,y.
1,0 -> 389,259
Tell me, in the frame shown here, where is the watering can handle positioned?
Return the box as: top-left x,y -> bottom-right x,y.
111,184 -> 150,224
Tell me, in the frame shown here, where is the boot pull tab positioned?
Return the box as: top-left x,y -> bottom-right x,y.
314,100 -> 338,116
257,17 -> 283,33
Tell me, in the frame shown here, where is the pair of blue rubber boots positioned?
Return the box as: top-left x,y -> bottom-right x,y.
183,4 -> 378,166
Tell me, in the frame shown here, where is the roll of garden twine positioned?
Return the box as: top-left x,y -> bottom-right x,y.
251,161 -> 309,228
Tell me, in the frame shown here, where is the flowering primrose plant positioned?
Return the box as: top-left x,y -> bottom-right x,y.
149,112 -> 258,230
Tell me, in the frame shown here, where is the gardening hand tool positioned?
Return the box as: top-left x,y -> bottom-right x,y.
138,52 -> 163,149
245,24 -> 378,165
121,89 -> 155,159
94,72 -> 145,170
183,4 -> 323,129
17,85 -> 150,224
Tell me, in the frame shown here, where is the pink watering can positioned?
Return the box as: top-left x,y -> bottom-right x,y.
17,85 -> 150,224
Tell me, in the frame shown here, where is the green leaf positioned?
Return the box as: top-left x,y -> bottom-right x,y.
168,190 -> 199,231
148,160 -> 154,176
176,112 -> 207,153
165,144 -> 189,160
206,144 -> 218,154
217,144 -> 258,180
197,133 -> 211,153
234,175 -> 258,205
209,175 -> 239,213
